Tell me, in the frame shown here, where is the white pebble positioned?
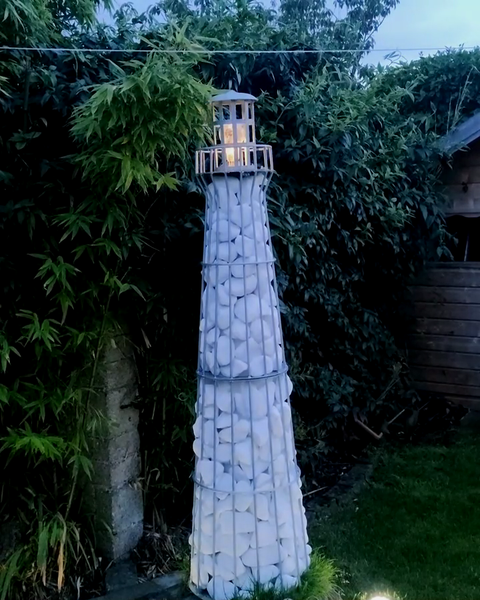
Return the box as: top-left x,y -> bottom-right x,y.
249,355 -> 273,377
230,318 -> 248,340
249,521 -> 277,548
269,406 -> 284,437
257,565 -> 280,584
230,274 -> 257,296
241,544 -> 281,567
253,494 -> 270,521
215,473 -> 234,500
235,338 -> 262,363
218,419 -> 249,443
234,235 -> 256,258
216,532 -> 250,556
220,510 -> 256,534
197,459 -> 224,486
217,336 -> 233,367
207,577 -> 236,600
206,264 -> 230,286
250,318 -> 271,343
252,418 -> 269,447
275,574 -> 299,590
210,219 -> 240,242
233,439 -> 253,466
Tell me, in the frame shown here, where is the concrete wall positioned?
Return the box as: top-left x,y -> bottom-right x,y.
87,330 -> 143,561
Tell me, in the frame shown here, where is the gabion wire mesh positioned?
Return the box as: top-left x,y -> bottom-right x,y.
189,171 -> 310,600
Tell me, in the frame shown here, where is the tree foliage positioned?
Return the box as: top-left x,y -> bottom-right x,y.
376,48 -> 480,135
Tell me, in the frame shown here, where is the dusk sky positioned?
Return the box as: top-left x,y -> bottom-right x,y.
99,0 -> 480,64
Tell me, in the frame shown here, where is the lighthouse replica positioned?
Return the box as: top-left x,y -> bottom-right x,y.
190,91 -> 310,600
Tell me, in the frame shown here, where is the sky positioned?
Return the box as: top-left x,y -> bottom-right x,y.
99,0 -> 480,64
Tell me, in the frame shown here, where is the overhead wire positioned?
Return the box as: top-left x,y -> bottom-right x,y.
0,45 -> 477,54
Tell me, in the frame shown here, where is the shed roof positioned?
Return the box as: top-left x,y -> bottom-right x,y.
443,111 -> 480,152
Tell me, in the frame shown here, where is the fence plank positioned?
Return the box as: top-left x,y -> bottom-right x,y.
407,334 -> 480,354
417,267 -> 480,287
414,380 -> 480,400
412,319 -> 480,337
409,286 -> 480,304
408,349 -> 480,370
411,366 -> 480,387
410,303 -> 480,321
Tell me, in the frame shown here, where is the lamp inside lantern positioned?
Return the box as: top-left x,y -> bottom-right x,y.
211,91 -> 256,170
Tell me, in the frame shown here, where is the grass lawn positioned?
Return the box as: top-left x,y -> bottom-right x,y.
310,423 -> 480,600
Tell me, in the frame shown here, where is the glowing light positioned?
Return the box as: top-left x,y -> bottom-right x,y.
369,596 -> 392,600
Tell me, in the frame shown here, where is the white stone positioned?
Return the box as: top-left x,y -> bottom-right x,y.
241,544 -> 282,568
230,274 -> 257,296
207,577 -> 236,600
256,243 -> 274,262
234,235 -> 256,258
231,257 -> 257,279
249,355 -> 273,377
197,459 -> 224,486
206,264 -> 230,286
215,242 -> 237,263
216,386 -> 232,412
228,359 -> 248,377
234,570 -> 255,591
257,565 -> 280,584
243,222 -> 269,242
235,338 -> 262,363
216,497 -> 235,514
275,575 -> 299,590
252,418 -> 269,447
191,532 -> 216,555
217,412 -> 238,429
215,472 -> 234,500
216,553 -> 246,580
239,460 -> 270,480
238,175 -> 264,203
210,219 -> 241,242
234,380 -> 275,419
191,553 -> 213,588
216,533 -> 250,557
253,494 -> 270,521
215,304 -> 234,330
199,491 -> 215,517
249,521 -> 277,548
217,282 -> 233,306
217,336 -> 233,367
234,479 -> 254,512
255,472 -> 273,491
258,436 -> 283,462
220,510 -> 256,534
250,318 -> 271,344
205,351 -> 219,375
230,318 -> 248,340
233,465 -> 250,483
275,375 -> 294,402
229,204 -> 253,228
234,295 -> 272,323
206,326 -> 220,346
218,419 -> 249,443
201,515 -> 215,535
269,406 -> 284,437
233,439 -> 253,466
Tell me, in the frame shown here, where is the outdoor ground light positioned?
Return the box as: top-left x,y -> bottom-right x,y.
189,90 -> 310,600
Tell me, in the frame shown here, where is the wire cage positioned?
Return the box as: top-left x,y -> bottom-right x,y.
190,92 -> 310,600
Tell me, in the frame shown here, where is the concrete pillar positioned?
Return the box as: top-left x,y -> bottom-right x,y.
88,330 -> 143,561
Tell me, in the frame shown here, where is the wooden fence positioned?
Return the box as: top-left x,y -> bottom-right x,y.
407,262 -> 480,409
